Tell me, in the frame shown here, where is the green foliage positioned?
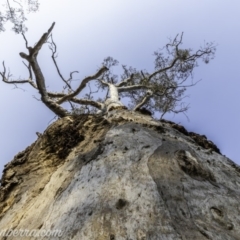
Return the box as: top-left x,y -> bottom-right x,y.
0,0 -> 39,33
177,49 -> 190,61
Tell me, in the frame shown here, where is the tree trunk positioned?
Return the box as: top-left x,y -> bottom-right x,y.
0,110 -> 239,240
105,84 -> 125,111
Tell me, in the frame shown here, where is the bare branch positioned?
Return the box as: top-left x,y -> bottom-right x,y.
22,60 -> 37,87
49,35 -> 77,90
32,95 -> 41,101
12,0 -> 23,8
68,71 -> 79,84
134,90 -> 153,110
32,22 -> 55,56
18,23 -> 70,118
96,78 -> 109,89
166,32 -> 183,54
47,90 -> 104,110
21,32 -> 29,49
160,102 -> 189,120
2,77 -> 36,86
0,61 -> 37,89
148,56 -> 179,81
70,98 -> 104,110
47,92 -> 65,98
6,0 -> 14,20
57,66 -> 108,104
118,84 -> 149,92
19,22 -> 55,61
116,74 -> 134,87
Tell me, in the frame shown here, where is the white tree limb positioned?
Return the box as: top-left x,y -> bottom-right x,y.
70,98 -> 104,110
118,84 -> 149,92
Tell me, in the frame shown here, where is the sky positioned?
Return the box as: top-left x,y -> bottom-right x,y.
0,0 -> 240,176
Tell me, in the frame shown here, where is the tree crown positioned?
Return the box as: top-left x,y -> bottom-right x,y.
0,22 -> 216,119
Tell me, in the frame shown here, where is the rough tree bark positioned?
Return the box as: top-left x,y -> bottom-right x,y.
0,109 -> 239,240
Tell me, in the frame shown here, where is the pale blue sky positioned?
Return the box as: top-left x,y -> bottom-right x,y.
0,0 -> 239,175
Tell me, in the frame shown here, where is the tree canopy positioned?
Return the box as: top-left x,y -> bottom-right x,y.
0,0 -> 39,33
0,17 -> 216,119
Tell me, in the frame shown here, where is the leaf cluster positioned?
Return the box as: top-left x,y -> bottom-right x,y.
0,0 -> 39,33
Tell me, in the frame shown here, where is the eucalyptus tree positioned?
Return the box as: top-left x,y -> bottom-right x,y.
0,22 -> 216,118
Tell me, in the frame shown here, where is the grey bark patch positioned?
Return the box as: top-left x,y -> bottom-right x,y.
210,206 -> 234,231
148,138 -> 240,239
147,140 -> 206,239
211,207 -> 223,218
175,149 -> 216,183
1,111 -> 240,239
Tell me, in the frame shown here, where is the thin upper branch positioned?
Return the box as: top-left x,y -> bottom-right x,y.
21,32 -> 29,49
57,66 -> 108,104
148,57 -> 179,81
166,32 -> 183,53
116,74 -> 134,87
0,61 -> 37,88
49,35 -> 77,90
6,0 -> 14,19
133,90 -> 153,110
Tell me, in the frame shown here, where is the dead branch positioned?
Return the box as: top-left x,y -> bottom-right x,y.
32,22 -> 55,56
57,66 -> 108,104
49,35 -> 77,90
0,61 -> 37,88
18,22 -> 70,117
